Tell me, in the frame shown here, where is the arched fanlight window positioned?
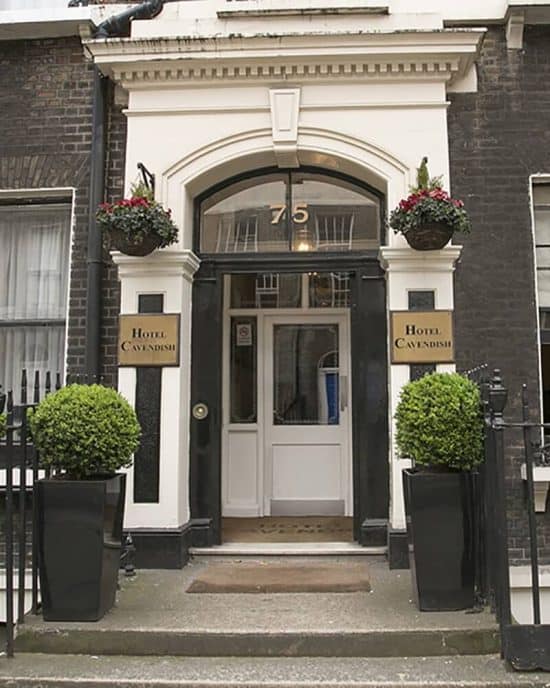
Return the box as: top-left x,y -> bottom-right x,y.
199,170 -> 381,254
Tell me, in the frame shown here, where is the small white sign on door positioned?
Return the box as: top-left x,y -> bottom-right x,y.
236,322 -> 253,346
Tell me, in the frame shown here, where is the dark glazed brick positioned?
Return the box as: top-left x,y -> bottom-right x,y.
0,37 -> 123,390
448,25 -> 550,564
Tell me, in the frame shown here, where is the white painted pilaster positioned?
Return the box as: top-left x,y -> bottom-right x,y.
113,249 -> 200,530
379,245 -> 462,530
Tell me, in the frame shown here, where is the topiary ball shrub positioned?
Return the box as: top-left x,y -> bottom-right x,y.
395,372 -> 483,471
29,384 -> 141,479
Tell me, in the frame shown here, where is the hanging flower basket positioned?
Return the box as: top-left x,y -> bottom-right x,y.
389,158 -> 471,251
108,228 -> 163,257
97,183 -> 178,257
403,222 -> 454,251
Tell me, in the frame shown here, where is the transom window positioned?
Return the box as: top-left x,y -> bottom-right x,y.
200,171 -> 381,254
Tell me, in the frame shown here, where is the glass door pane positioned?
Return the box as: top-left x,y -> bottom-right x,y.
230,317 -> 257,423
273,324 -> 339,425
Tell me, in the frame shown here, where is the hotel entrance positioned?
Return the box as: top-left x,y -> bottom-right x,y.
222,270 -> 352,528
189,167 -> 389,548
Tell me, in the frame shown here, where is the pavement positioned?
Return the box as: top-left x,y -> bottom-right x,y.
1,653 -> 550,688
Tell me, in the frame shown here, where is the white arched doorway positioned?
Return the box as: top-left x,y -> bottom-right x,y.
187,162 -> 389,546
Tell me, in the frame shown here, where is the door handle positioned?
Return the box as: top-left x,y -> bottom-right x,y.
340,375 -> 348,412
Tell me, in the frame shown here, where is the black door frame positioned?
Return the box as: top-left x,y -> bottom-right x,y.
188,168 -> 389,547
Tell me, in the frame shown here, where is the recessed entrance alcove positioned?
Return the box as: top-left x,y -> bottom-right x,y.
188,166 -> 389,548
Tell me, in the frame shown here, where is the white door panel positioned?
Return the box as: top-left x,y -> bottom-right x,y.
264,313 -> 351,516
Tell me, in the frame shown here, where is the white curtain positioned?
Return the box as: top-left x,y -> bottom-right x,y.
0,203 -> 71,399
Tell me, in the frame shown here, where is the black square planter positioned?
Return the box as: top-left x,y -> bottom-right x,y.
402,468 -> 476,611
36,474 -> 126,621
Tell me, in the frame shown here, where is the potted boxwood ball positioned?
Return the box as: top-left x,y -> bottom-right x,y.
30,384 -> 140,621
395,372 -> 484,611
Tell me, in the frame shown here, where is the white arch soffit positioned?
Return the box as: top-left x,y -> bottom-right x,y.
160,126 -> 410,246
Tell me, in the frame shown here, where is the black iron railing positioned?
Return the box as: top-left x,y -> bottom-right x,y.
475,368 -> 550,671
0,370 -> 63,657
0,370 -> 109,658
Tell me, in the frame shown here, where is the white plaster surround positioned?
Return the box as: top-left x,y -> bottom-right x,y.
84,6 -> 479,533
113,250 -> 200,530
511,566 -> 550,623
379,246 -> 462,530
521,464 -> 550,512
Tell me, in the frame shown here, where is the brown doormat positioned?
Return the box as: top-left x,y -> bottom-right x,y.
222,516 -> 353,543
186,562 -> 371,593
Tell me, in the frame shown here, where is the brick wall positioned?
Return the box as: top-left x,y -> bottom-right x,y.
0,37 -> 123,388
449,26 -> 550,563
102,89 -> 127,386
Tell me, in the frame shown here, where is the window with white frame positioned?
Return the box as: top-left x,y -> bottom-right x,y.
533,183 -> 550,424
0,200 -> 72,395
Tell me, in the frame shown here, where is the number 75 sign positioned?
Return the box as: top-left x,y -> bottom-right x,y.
270,203 -> 309,225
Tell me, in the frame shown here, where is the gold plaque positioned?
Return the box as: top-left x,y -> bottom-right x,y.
391,311 -> 454,364
118,314 -> 180,367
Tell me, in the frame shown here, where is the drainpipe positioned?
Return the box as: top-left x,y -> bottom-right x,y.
95,0 -> 164,38
85,66 -> 107,382
84,0 -> 165,381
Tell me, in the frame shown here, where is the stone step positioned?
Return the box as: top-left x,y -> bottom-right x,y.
190,543 -> 385,556
12,561 -> 500,659
14,625 -> 500,658
0,653 -> 547,688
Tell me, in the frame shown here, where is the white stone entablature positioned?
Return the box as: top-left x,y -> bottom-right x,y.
86,29 -> 484,91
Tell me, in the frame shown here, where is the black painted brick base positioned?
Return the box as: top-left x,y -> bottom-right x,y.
359,518 -> 387,547
388,529 -> 409,570
189,518 -> 216,549
126,524 -> 193,569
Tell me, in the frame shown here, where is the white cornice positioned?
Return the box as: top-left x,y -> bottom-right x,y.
379,245 -> 462,273
84,28 -> 485,89
0,10 -> 94,41
112,250 -> 201,282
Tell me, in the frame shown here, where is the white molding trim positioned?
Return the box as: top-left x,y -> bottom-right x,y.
379,245 -> 463,273
0,187 -> 74,200
218,1 -> 389,18
521,464 -> 550,512
506,8 -> 526,49
112,249 -> 201,283
510,565 -> 550,624
85,28 -> 485,89
124,101 -> 449,117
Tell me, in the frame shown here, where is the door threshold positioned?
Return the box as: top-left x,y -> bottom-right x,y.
190,542 -> 387,556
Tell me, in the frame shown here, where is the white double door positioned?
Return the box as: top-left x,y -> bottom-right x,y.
222,311 -> 352,517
